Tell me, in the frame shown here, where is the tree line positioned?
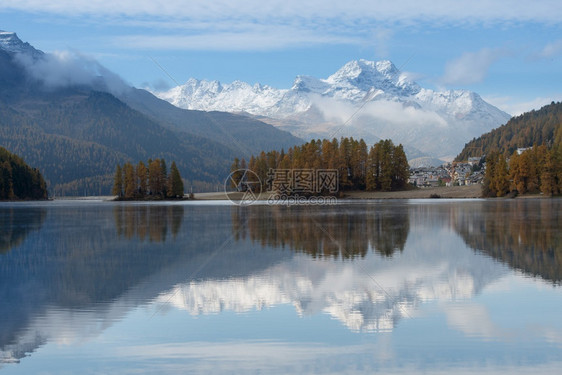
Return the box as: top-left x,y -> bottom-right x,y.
231,137 -> 410,193
0,147 -> 48,200
456,101 -> 562,161
112,158 -> 184,200
483,145 -> 562,197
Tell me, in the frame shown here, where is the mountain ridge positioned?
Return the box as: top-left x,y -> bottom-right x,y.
157,59 -> 511,163
0,31 -> 303,195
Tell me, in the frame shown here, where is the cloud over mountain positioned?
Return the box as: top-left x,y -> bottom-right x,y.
156,59 -> 511,162
15,50 -> 129,94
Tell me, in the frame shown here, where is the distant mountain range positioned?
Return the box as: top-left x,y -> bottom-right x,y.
158,59 -> 512,164
0,31 -> 302,195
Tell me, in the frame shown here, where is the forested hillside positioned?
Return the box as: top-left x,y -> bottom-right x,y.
0,91 -> 233,195
456,101 -> 562,161
0,33 -> 303,196
0,146 -> 47,200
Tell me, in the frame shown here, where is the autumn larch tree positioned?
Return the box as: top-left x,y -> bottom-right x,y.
168,161 -> 184,198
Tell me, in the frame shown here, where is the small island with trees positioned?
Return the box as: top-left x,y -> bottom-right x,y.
232,137 -> 411,195
112,158 -> 185,200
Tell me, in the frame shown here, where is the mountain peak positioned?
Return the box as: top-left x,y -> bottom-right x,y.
0,30 -> 44,59
323,59 -> 420,97
156,58 -> 510,160
327,59 -> 397,81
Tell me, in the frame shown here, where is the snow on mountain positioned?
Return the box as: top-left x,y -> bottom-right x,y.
323,59 -> 421,100
157,59 -> 511,162
159,78 -> 289,116
0,31 -> 43,59
156,223 -> 505,333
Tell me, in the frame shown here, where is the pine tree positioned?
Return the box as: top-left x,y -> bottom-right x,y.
494,155 -> 509,197
136,161 -> 148,197
555,147 -> 562,194
112,164 -> 123,197
338,137 -> 352,189
391,144 -> 409,190
366,145 -> 378,191
0,161 -> 14,200
379,140 -> 393,191
149,159 -> 163,196
230,157 -> 241,189
509,152 -> 521,192
483,151 -> 498,197
160,159 -> 168,197
168,161 -> 184,198
123,162 -> 136,199
541,150 -> 557,196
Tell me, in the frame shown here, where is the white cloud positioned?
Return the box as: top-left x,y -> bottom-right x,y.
115,26 -> 361,51
371,27 -> 394,58
538,39 -> 562,58
2,1 -> 562,52
2,1 -> 562,23
441,48 -> 507,86
445,302 -> 508,340
14,50 -> 129,94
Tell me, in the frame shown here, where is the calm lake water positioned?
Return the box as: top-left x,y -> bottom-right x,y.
1,199 -> 561,374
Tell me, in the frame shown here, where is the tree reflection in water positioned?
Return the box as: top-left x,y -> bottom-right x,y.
231,204 -> 410,259
453,199 -> 562,283
113,204 -> 184,242
0,207 -> 46,254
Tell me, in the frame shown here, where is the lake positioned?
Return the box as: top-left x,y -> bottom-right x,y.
1,199 -> 561,374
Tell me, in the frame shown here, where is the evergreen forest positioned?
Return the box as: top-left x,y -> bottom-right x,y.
232,137 -> 410,193
112,158 -> 185,200
0,146 -> 48,200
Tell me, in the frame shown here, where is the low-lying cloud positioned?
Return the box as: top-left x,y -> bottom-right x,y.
14,50 -> 129,94
310,95 -> 448,131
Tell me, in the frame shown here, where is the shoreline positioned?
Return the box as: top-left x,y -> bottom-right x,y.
342,184 -> 483,199
7,185 -> 556,202
193,185 -> 484,200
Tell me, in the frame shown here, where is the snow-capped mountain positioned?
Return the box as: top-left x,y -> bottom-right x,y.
0,31 -> 43,59
157,59 -> 511,162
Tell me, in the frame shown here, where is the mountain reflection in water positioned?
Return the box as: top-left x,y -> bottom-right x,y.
1,199 -> 561,370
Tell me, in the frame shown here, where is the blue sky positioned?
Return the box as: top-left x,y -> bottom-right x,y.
1,0 -> 561,115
